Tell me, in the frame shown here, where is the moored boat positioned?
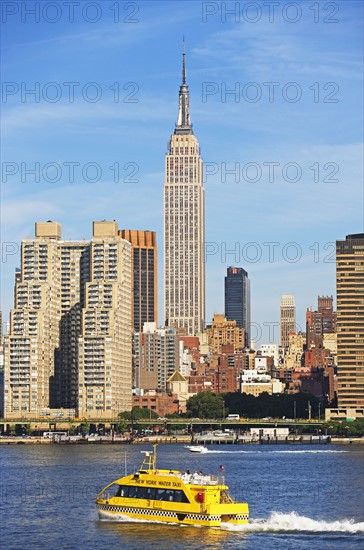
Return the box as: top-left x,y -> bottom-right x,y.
96,444 -> 249,527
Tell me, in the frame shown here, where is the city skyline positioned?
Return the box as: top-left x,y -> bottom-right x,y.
2,1 -> 363,344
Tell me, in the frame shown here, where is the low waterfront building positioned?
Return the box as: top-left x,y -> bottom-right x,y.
132,390 -> 179,417
250,427 -> 289,438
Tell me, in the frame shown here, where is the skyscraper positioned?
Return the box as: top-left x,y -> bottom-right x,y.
78,221 -> 132,418
224,266 -> 251,346
280,295 -> 296,348
119,229 -> 157,332
164,43 -> 205,335
4,221 -> 79,418
4,221 -> 132,419
335,233 -> 364,414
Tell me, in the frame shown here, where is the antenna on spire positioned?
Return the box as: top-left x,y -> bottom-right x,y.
175,37 -> 192,134
182,36 -> 186,85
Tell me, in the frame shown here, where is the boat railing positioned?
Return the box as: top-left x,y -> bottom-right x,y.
178,473 -> 225,486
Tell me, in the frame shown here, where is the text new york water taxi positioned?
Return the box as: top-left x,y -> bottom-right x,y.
96,445 -> 249,527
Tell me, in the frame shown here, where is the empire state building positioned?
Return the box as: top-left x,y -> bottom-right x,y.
164,45 -> 205,335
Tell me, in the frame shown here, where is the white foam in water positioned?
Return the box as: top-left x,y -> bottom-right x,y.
203,449 -> 348,454
221,511 -> 364,533
99,509 -> 363,534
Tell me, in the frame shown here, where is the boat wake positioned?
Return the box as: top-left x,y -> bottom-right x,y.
99,510 -> 363,534
221,511 -> 364,533
201,449 -> 349,454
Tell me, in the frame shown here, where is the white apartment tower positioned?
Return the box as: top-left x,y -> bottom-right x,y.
280,294 -> 296,348
164,43 -> 205,335
78,221 -> 132,418
133,322 -> 180,392
4,222 -> 65,418
4,221 -> 132,420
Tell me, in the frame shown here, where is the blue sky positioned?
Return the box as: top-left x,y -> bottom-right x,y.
1,0 -> 363,344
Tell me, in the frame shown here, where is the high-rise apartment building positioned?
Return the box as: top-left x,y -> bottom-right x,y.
164,44 -> 205,335
133,322 -> 180,391
78,221 -> 132,418
4,221 -> 132,419
318,295 -> 336,334
306,295 -> 336,349
335,233 -> 364,415
119,229 -> 157,332
204,314 -> 245,354
224,266 -> 251,346
4,222 -> 70,418
53,231 -> 90,409
306,308 -> 324,349
280,295 -> 296,348
0,312 -> 4,418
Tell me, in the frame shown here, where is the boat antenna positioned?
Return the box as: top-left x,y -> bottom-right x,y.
153,443 -> 157,465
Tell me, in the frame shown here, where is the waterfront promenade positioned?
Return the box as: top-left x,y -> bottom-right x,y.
1,435 -> 362,445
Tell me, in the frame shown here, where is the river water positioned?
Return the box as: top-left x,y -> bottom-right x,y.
0,443 -> 363,549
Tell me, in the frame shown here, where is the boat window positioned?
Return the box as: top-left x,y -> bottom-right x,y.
135,487 -> 154,500
128,486 -> 139,498
145,487 -> 156,499
99,484 -> 121,499
165,489 -> 175,502
172,491 -> 184,503
113,485 -> 189,503
115,485 -> 124,497
156,489 -> 166,500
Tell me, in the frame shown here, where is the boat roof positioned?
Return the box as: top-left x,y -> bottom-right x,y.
121,445 -> 226,487
132,469 -> 226,487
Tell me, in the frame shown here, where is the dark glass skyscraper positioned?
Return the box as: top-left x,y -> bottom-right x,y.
224,267 -> 251,346
119,229 -> 157,332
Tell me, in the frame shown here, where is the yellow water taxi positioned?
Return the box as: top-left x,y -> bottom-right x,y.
96,445 -> 249,527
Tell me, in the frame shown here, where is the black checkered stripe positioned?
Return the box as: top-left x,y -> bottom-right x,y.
99,505 -> 177,518
228,515 -> 249,520
185,513 -> 220,521
98,504 -> 220,522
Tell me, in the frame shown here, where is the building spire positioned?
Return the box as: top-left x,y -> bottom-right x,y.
175,38 -> 193,134
182,35 -> 186,85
